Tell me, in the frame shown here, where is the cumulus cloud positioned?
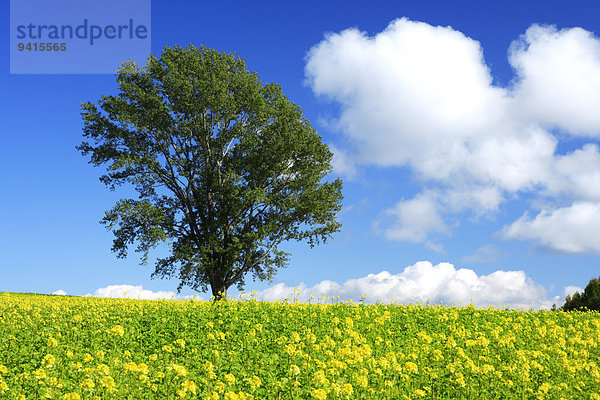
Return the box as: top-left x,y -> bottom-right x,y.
546,144 -> 600,201
250,261 -> 558,309
328,145 -> 357,179
501,202 -> 600,253
52,289 -> 67,296
86,284 -> 178,300
305,18 -> 554,189
462,244 -> 502,264
510,24 -> 600,136
563,285 -> 583,298
305,18 -> 600,253
375,192 -> 449,246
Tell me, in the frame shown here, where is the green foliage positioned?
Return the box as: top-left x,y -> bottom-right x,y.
562,275 -> 600,311
78,45 -> 343,299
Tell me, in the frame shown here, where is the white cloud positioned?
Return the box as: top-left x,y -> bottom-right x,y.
86,284 -> 178,300
305,17 -> 554,190
563,285 -> 583,298
305,18 -> 600,253
52,289 -> 67,296
376,192 -> 449,245
249,261 -> 557,309
510,24 -> 600,136
306,18 -> 512,170
328,145 -> 357,179
462,244 -> 501,264
546,144 -> 600,202
501,202 -> 600,253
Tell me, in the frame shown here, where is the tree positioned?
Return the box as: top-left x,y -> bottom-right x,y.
78,45 -> 343,300
562,276 -> 600,311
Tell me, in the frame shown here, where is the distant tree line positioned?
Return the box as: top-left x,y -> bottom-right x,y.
560,275 -> 600,312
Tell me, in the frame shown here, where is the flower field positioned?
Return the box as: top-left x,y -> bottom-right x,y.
1,292 -> 600,399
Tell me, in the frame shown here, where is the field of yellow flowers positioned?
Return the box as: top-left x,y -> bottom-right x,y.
1,292 -> 600,399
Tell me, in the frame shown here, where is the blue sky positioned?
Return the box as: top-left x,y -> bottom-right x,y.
3,0 -> 600,307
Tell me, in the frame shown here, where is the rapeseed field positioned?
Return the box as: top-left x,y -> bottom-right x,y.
1,292 -> 599,399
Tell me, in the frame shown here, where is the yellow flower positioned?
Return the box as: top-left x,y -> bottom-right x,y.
42,354 -> 56,368
47,337 -> 58,347
313,370 -> 329,385
0,365 -> 6,375
203,361 -> 215,374
215,381 -> 225,393
123,361 -> 149,375
33,368 -> 47,380
96,363 -> 110,375
108,325 -> 124,337
47,376 -> 62,388
170,364 -> 187,377
83,353 -> 94,363
248,375 -> 261,389
404,361 -> 418,374
481,364 -> 495,374
356,375 -> 368,388
149,354 -> 158,361
285,344 -> 296,356
163,345 -> 173,353
311,388 -> 327,399
224,373 -> 236,385
64,393 -> 81,400
289,365 -> 300,376
224,391 -> 238,400
538,382 -> 551,394
341,383 -> 353,396
137,363 -> 149,375
175,339 -> 186,349
330,382 -> 341,396
455,372 -> 466,387
124,362 -> 138,373
0,380 -> 9,392
80,378 -> 95,391
182,380 -> 197,395
100,376 -> 116,393
417,331 -> 432,343
414,389 -> 427,397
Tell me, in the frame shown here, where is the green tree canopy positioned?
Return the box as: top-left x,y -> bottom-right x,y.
78,45 -> 343,300
562,276 -> 600,311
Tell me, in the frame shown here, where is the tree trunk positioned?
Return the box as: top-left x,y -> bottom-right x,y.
211,283 -> 228,301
